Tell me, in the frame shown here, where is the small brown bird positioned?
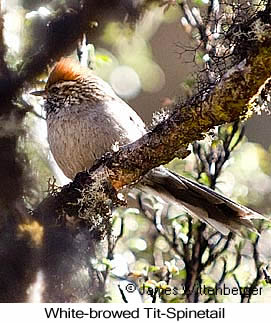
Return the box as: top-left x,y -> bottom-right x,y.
32,58 -> 264,235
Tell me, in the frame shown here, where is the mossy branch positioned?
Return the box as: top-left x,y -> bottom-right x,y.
34,28 -> 271,237
97,36 -> 271,189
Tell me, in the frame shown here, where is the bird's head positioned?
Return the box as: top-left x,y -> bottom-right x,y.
30,58 -> 112,114
31,57 -> 88,98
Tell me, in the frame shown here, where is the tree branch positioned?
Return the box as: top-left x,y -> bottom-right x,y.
33,27 -> 271,228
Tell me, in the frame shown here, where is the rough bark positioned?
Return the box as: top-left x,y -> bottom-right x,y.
39,34 -> 271,218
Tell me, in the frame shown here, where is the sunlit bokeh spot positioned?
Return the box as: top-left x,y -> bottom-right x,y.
110,65 -> 141,99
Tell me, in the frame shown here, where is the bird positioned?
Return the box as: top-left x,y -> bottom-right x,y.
31,57 -> 264,235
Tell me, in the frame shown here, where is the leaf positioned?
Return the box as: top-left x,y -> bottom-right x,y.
199,172 -> 211,186
95,54 -> 112,63
247,231 -> 258,243
148,265 -> 161,273
102,258 -> 112,269
177,269 -> 187,280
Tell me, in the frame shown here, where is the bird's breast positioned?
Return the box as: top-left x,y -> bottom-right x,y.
46,100 -> 146,179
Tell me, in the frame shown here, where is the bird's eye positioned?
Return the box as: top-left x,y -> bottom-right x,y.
50,86 -> 58,94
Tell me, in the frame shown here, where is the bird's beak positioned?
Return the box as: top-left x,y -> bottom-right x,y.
30,90 -> 46,97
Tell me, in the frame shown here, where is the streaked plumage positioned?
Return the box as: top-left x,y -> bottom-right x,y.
35,58 -> 265,235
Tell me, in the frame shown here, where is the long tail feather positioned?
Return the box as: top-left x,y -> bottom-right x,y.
140,166 -> 265,235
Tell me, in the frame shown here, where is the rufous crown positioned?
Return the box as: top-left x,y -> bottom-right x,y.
46,58 -> 89,89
